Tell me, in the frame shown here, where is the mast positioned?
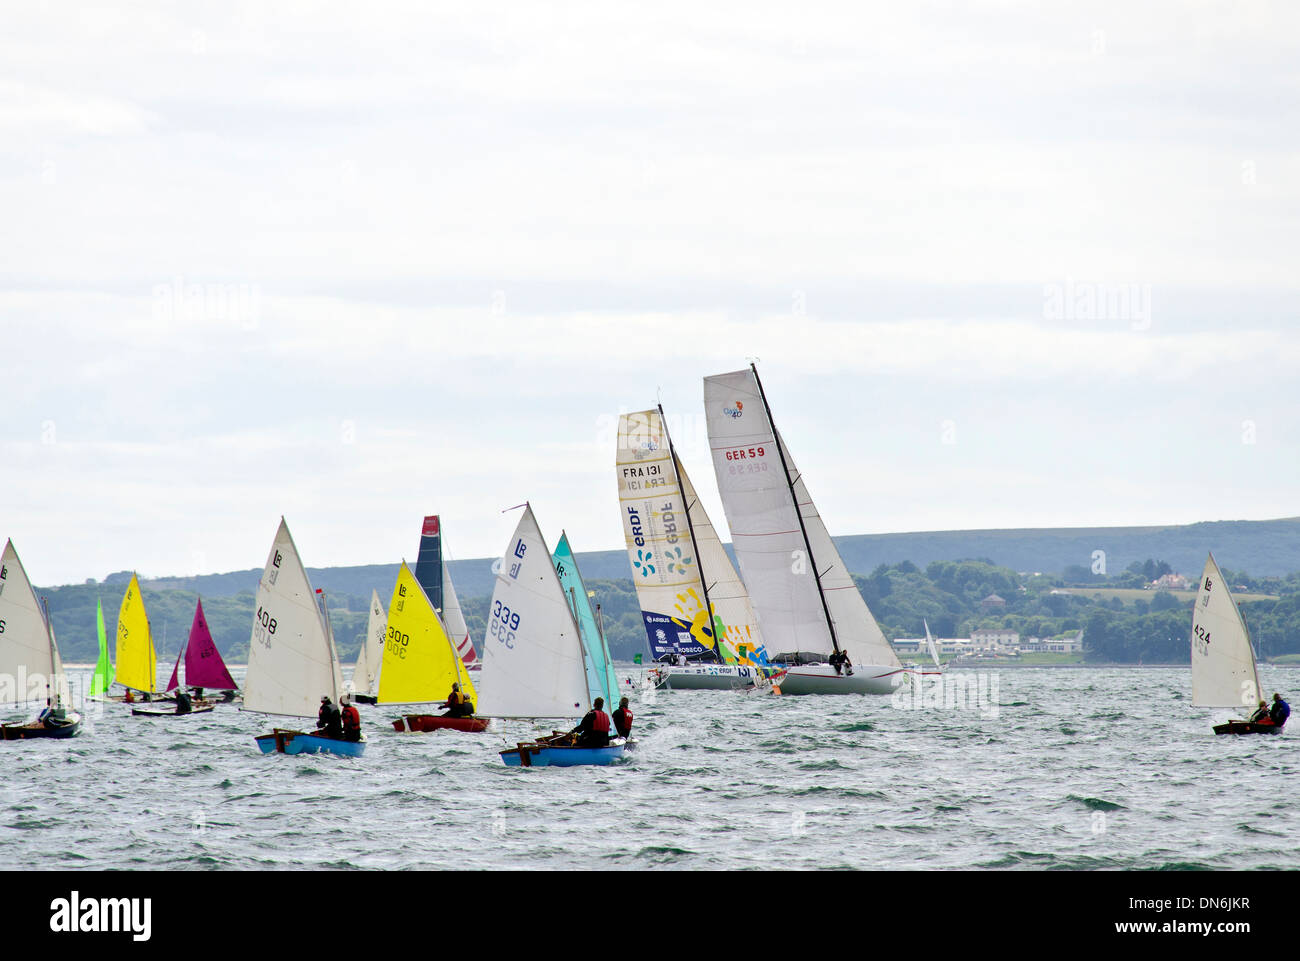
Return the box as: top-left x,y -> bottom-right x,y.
318,588 -> 341,703
40,597 -> 60,708
748,363 -> 842,657
657,403 -> 723,664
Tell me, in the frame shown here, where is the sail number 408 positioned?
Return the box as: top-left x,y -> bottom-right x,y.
254,606 -> 277,648
490,601 -> 521,648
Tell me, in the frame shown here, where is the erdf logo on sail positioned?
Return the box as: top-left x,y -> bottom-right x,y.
49,891 -> 152,941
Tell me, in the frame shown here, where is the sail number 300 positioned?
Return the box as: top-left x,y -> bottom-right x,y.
386,626 -> 410,659
490,601 -> 521,648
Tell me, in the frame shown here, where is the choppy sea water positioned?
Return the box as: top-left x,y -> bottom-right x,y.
3,665 -> 1298,870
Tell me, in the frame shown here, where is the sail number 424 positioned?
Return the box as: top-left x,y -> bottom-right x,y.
490,601 -> 521,648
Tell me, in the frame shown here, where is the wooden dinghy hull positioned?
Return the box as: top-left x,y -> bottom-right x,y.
254,729 -> 367,757
501,737 -> 627,767
131,705 -> 216,718
392,714 -> 489,733
2,715 -> 83,740
1213,720 -> 1283,736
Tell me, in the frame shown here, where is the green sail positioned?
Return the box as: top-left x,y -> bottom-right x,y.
552,533 -> 619,706
89,597 -> 114,696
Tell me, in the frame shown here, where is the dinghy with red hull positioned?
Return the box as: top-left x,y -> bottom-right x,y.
393,714 -> 489,733
377,559 -> 482,734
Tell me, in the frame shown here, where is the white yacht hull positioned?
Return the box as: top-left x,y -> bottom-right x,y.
651,664 -> 765,690
775,663 -> 910,696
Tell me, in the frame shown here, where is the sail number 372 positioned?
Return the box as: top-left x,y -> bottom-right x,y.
490,601 -> 521,648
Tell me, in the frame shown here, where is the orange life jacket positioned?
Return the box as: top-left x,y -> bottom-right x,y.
592,709 -> 610,734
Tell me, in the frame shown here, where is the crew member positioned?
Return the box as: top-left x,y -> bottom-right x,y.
175,689 -> 193,715
1249,699 -> 1270,723
317,696 -> 343,739
442,682 -> 473,718
1271,692 -> 1290,728
571,697 -> 611,747
341,696 -> 362,742
612,696 -> 633,739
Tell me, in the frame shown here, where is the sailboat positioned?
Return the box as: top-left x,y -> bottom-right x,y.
88,597 -> 114,698
114,574 -> 161,700
134,599 -> 236,718
1190,553 -> 1279,736
380,561 -> 486,733
703,365 -> 916,695
0,540 -> 81,739
348,590 -> 386,704
616,406 -> 774,691
553,531 -> 620,706
924,620 -> 943,671
413,515 -> 480,671
244,519 -> 365,757
482,504 -> 626,767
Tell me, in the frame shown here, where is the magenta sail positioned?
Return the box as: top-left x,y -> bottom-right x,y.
165,647 -> 182,692
177,599 -> 238,690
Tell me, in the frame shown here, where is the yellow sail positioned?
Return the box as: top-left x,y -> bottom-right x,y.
115,574 -> 158,693
377,562 -> 477,706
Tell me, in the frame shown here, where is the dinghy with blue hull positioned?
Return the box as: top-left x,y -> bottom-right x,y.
255,729 -> 367,757
501,737 -> 626,767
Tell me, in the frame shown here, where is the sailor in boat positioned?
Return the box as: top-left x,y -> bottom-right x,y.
315,696 -> 344,739
612,696 -> 633,739
174,689 -> 193,715
340,696 -> 362,742
828,649 -> 853,676
1270,693 -> 1290,729
124,689 -> 134,704
1248,700 -> 1270,724
441,683 -> 474,719
569,697 -> 612,748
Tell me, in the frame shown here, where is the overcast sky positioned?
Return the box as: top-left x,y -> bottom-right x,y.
3,1 -> 1298,585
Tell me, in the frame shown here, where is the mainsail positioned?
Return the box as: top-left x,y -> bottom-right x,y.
0,540 -> 70,706
377,561 -> 476,706
1191,553 -> 1263,709
616,408 -> 769,665
243,519 -> 344,718
413,515 -> 479,668
478,505 -> 589,719
703,367 -> 901,669
115,574 -> 159,693
166,599 -> 237,692
89,596 -> 114,696
351,589 -> 385,697
553,532 -> 618,705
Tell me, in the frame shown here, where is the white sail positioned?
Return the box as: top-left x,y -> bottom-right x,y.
441,563 -> 476,664
478,505 -> 589,719
704,368 -> 901,668
0,540 -> 67,706
352,589 -> 385,697
704,370 -> 835,659
924,619 -> 941,668
243,519 -> 344,718
1191,553 -> 1263,709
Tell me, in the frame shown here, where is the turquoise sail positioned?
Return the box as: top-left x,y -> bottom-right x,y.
552,533 -> 618,706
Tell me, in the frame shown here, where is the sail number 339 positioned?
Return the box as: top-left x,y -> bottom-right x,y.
490,601 -> 521,648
